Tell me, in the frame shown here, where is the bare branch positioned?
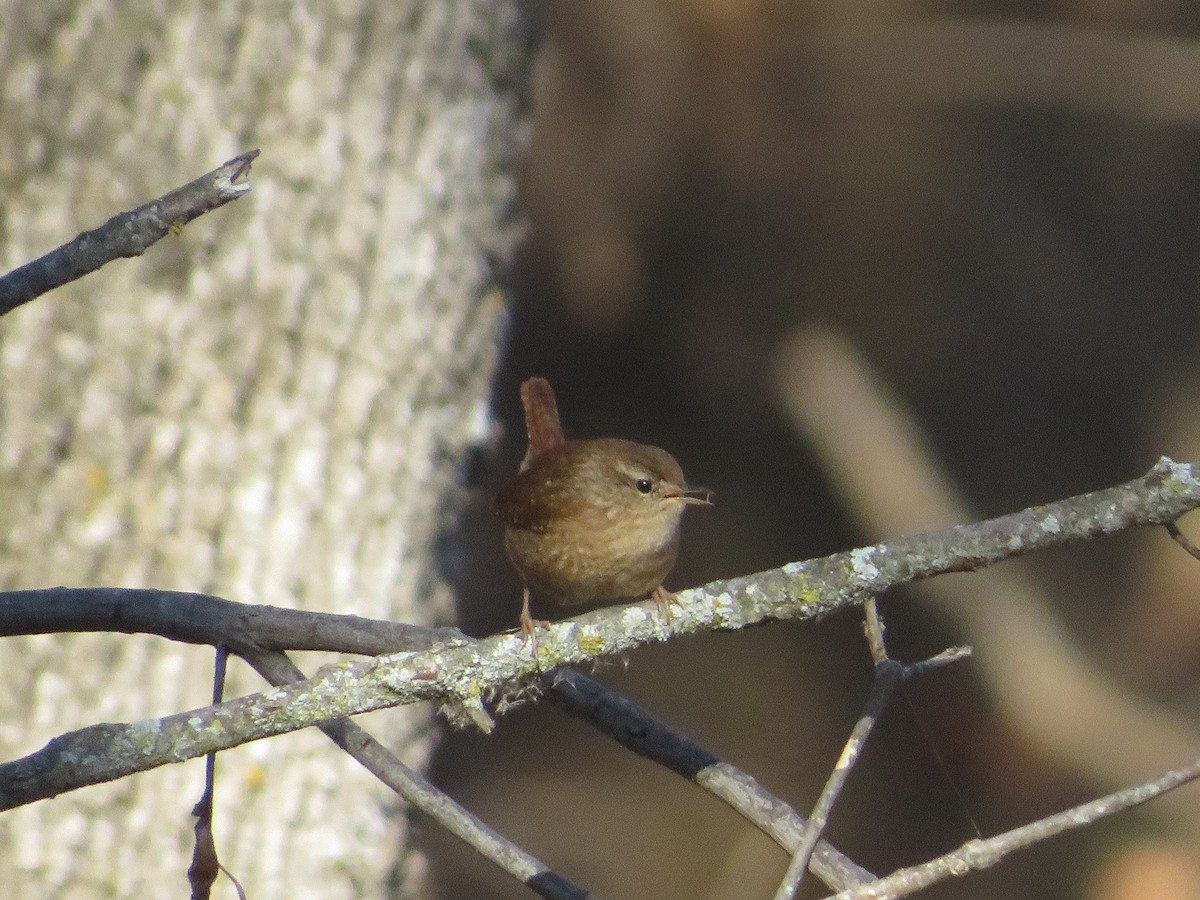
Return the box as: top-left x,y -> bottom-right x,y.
548,669 -> 875,893
0,150 -> 258,315
0,587 -> 464,654
827,756 -> 1200,899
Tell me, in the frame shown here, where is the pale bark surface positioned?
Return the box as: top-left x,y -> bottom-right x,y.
0,2 -> 522,897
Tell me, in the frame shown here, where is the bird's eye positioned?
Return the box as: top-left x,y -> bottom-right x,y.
635,478 -> 654,494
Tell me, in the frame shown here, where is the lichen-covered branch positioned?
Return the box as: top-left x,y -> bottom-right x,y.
3,456 -> 1199,809
829,755 -> 1200,899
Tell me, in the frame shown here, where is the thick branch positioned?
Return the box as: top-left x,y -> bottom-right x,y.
3,456 -> 1200,808
0,150 -> 258,315
0,587 -> 464,655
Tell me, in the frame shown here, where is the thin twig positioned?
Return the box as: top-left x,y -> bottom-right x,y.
774,656 -> 901,900
187,646 -> 229,900
863,598 -> 889,664
904,647 -> 973,678
548,669 -> 874,893
775,603 -> 967,900
0,151 -> 259,315
1164,520 -> 1200,562
828,756 -> 1200,899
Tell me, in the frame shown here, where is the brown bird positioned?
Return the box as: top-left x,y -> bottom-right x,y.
495,378 -> 711,644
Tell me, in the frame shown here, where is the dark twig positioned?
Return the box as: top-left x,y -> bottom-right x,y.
0,150 -> 259,315
828,756 -> 1200,899
548,669 -> 874,892
186,647 -> 247,899
188,646 -> 228,900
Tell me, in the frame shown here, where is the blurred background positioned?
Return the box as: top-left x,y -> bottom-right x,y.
431,2 -> 1200,898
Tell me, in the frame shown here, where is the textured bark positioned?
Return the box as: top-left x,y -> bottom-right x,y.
0,2 -> 522,897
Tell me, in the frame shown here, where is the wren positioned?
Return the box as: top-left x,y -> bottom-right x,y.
495,378 -> 711,644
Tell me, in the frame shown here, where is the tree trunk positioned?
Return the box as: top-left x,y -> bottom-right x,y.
0,2 -> 523,896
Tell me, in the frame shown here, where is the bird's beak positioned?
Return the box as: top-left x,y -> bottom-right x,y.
668,486 -> 714,506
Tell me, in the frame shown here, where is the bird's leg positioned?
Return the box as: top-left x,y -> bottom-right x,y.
518,586 -> 550,661
651,584 -> 682,622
